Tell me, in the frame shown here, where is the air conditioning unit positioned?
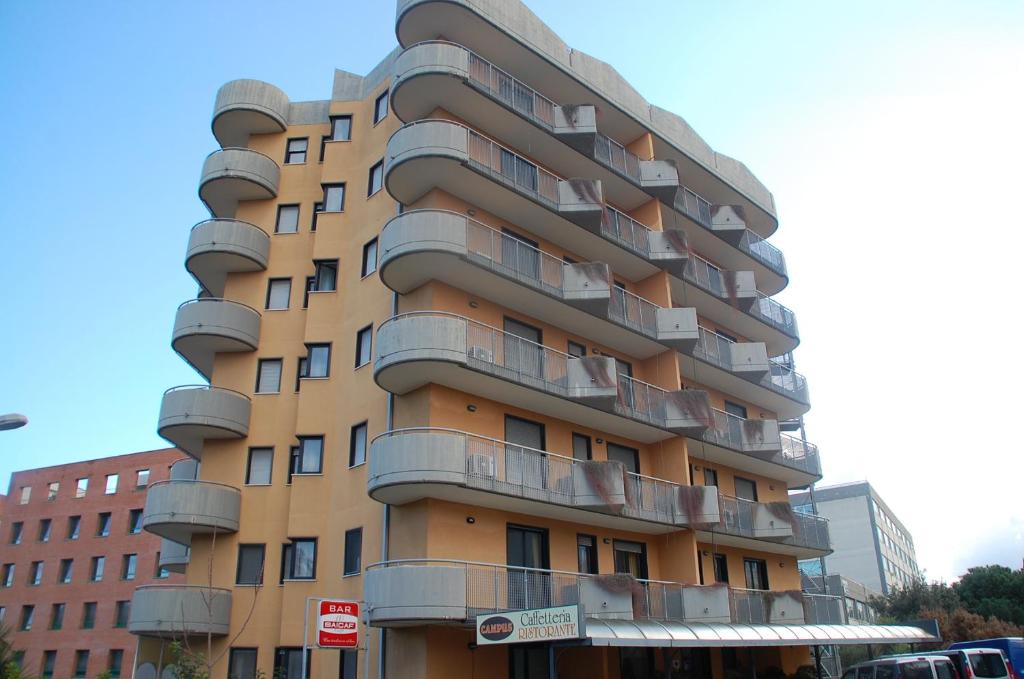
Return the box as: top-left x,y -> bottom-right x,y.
467,454 -> 496,478
468,346 -> 493,362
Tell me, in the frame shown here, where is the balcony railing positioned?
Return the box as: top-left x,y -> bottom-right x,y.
608,286 -> 660,338
777,435 -> 822,478
464,215 -> 566,296
464,46 -> 557,128
803,593 -> 847,625
702,408 -> 776,453
691,326 -> 809,402
717,494 -> 830,552
600,205 -> 653,257
594,133 -> 642,182
466,128 -> 560,208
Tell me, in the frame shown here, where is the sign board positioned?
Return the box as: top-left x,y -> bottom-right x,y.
476,605 -> 584,645
317,600 -> 359,648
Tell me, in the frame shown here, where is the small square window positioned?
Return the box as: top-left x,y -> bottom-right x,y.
304,344 -> 331,378
361,239 -> 378,278
343,528 -> 362,576
266,278 -> 292,310
285,138 -> 308,164
97,512 -> 111,537
246,448 -> 274,485
292,437 -> 323,476
59,558 -> 73,584
121,554 -> 137,581
19,486 -> 30,504
349,422 -> 368,467
373,91 -> 389,124
75,478 -> 88,498
236,544 -> 266,585
256,358 -> 283,393
114,601 -> 130,628
322,184 -> 345,212
128,509 -> 143,534
136,469 -> 150,488
104,474 -> 118,495
331,115 -> 352,141
47,482 -> 59,501
280,538 -> 317,581
312,260 -> 338,292
355,325 -> 372,367
275,204 -> 300,234
367,160 -> 384,196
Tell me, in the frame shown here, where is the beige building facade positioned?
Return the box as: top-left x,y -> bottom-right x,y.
130,2 -> 937,678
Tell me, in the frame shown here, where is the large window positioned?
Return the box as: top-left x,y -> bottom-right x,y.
713,553 -> 729,583
571,433 -> 592,461
312,260 -> 338,293
373,92 -> 389,124
343,528 -> 362,576
284,138 -> 308,164
355,325 -> 372,367
367,160 -> 383,196
330,115 -> 352,141
303,344 -> 331,378
349,422 -> 367,467
361,239 -> 378,277
613,540 -> 648,579
47,482 -> 59,501
19,486 -> 30,504
114,601 -> 131,628
256,358 -> 283,393
281,538 -> 317,581
229,649 -> 258,679
734,476 -> 758,502
236,545 -> 266,585
246,448 -> 274,485
275,205 -> 300,234
607,443 -> 640,475
292,437 -> 324,476
322,184 -> 345,212
743,558 -> 769,590
274,648 -> 310,679
266,278 -> 292,310
577,534 -> 598,574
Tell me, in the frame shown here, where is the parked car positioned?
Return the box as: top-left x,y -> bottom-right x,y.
932,648 -> 1011,679
948,639 -> 1024,679
843,655 -> 959,679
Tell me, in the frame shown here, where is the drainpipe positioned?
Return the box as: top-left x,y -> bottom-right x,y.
376,285 -> 399,679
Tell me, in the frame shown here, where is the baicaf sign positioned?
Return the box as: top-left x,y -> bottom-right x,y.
317,600 -> 359,648
476,605 -> 584,645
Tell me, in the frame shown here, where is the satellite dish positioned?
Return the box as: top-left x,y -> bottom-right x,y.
0,414 -> 28,431
135,664 -> 157,679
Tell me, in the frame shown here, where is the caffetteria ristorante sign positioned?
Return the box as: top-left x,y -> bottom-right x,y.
476,605 -> 585,645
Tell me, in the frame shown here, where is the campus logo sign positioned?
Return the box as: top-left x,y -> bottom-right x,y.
475,605 -> 585,645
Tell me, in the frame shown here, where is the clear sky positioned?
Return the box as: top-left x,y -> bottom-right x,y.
1,1 -> 1021,583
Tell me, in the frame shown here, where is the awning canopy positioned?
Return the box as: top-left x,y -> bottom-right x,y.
584,619 -> 941,647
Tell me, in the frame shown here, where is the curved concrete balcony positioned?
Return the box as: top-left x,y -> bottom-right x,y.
681,327 -> 810,419
369,428 -> 719,533
199,148 -> 279,218
212,79 -> 290,148
172,299 -> 261,380
158,385 -> 251,459
142,480 -> 241,545
696,495 -> 831,559
128,585 -> 231,637
186,219 -> 270,297
365,558 -> 812,627
379,209 -> 697,358
374,312 -> 713,444
158,538 -> 190,574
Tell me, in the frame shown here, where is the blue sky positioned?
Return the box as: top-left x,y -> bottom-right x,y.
1,1 -> 1021,581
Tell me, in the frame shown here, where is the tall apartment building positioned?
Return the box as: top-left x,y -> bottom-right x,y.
130,2 -> 937,678
791,482 -> 921,596
0,448 -> 183,679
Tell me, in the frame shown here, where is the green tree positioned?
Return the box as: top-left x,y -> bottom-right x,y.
871,580 -> 961,620
954,565 -> 1024,626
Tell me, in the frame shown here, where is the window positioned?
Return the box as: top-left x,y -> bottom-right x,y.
367,160 -> 383,196
292,436 -> 324,476
281,538 -> 317,581
9,522 -> 22,544
274,648 -> 310,679
713,553 -> 729,583
154,558 -> 170,579
734,476 -> 758,502
343,528 -> 362,576
128,509 -> 143,534
97,512 -> 111,537
38,519 -> 51,542
90,556 -> 105,582
743,558 -> 769,590
73,650 -> 89,678
613,540 -> 648,579
295,356 -> 308,391
285,138 -> 308,164
312,260 -> 338,292
361,239 -> 378,277
354,325 -> 372,367
2,564 -> 14,587
303,276 -> 315,308
703,467 -> 719,487
311,204 -> 323,231
229,649 -> 259,679
246,448 -> 274,485
510,646 -> 549,679
607,443 -> 640,475
20,605 -> 34,631
349,422 -> 367,467
567,340 -> 586,358
0,606 -> 4,622
275,204 -> 300,234
29,561 -> 43,586
19,486 -> 30,504
114,601 -> 130,628
571,433 -> 592,461
67,515 -> 81,540
42,651 -> 56,679
373,91 -> 389,124
304,344 -> 331,378
81,602 -> 96,629
577,534 -> 598,574
49,603 -> 65,630
266,278 -> 292,310
339,650 -> 358,679
330,115 -> 352,141
47,481 -> 59,501
75,478 -> 88,498
121,554 -> 137,581
59,559 -> 73,584
105,474 -> 118,495
256,359 -> 283,393
322,183 -> 345,212
236,545 -> 266,585
108,650 -> 124,678
135,469 -> 150,488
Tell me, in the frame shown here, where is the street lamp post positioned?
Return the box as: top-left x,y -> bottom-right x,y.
0,414 -> 28,431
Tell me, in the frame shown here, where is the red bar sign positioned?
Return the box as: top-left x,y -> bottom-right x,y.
317,600 -> 359,648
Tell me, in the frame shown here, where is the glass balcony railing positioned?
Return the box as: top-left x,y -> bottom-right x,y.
717,494 -> 830,552
690,326 -> 809,403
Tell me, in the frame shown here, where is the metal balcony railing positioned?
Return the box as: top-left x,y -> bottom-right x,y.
690,326 -> 809,402
755,292 -> 798,335
777,435 -> 823,478
600,205 -> 654,257
803,593 -> 848,625
702,408 -> 771,452
594,133 -> 642,182
463,44 -> 557,128
716,494 -> 830,552
608,286 -> 660,338
466,127 -> 561,207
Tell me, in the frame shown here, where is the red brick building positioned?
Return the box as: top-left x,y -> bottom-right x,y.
0,448 -> 184,679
